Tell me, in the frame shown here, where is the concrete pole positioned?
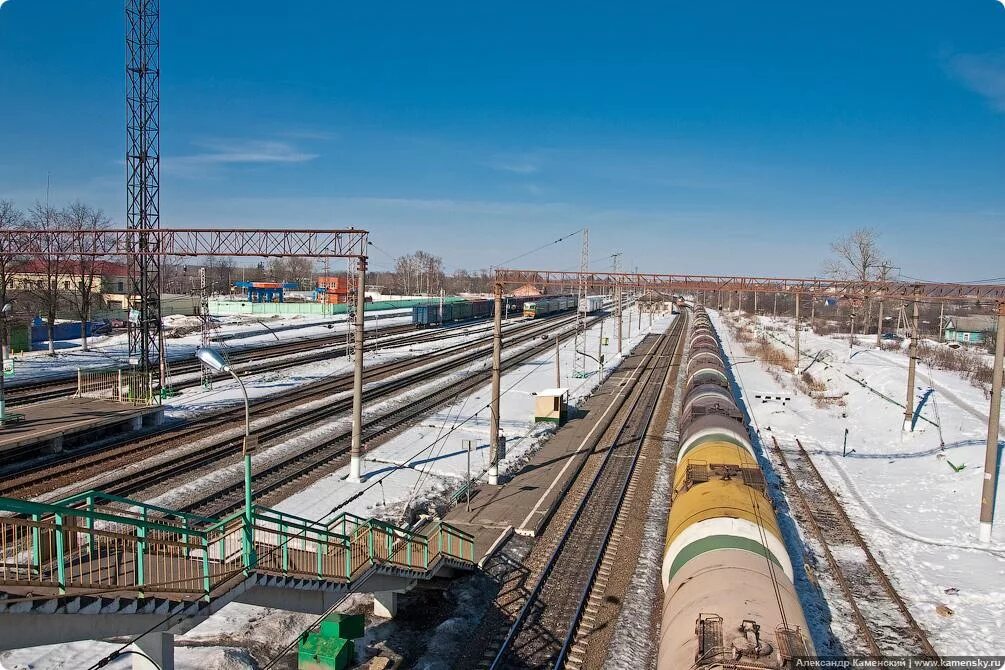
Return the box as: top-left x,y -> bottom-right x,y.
727,290 -> 733,312
810,293 -> 815,330
489,283 -> 503,485
979,302 -> 1005,542
616,282 -> 623,355
876,299 -> 885,347
598,315 -> 604,373
637,297 -> 642,330
773,293 -> 778,317
849,304 -> 856,351
903,287 -> 921,432
939,302 -> 945,343
555,335 -> 561,387
753,291 -> 758,315
793,293 -> 800,376
349,257 -> 368,482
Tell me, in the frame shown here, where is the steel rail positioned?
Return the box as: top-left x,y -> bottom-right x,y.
488,316 -> 686,669
178,313 -> 607,518
3,323 -> 424,407
0,314 -> 572,496
769,435 -> 940,660
553,314 -> 686,669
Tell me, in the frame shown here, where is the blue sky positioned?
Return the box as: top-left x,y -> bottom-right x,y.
1,1 -> 1004,278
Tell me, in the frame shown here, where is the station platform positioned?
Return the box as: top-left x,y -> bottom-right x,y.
443,338 -> 660,564
0,397 -> 164,457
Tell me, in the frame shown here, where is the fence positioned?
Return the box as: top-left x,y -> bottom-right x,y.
76,366 -> 157,405
0,491 -> 475,602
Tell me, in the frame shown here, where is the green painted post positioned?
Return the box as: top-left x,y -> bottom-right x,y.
438,523 -> 443,555
406,539 -> 412,567
86,495 -> 95,555
386,529 -> 392,560
53,513 -> 66,594
183,517 -> 191,559
423,541 -> 429,568
344,536 -> 352,578
136,524 -> 146,598
31,514 -> 40,578
316,532 -> 323,579
367,523 -> 374,561
201,535 -> 211,601
281,520 -> 289,575
470,536 -> 474,562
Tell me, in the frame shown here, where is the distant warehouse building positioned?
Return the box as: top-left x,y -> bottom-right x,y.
513,283 -> 543,298
944,315 -> 997,345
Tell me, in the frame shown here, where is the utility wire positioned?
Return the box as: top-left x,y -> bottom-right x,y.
490,228 -> 583,269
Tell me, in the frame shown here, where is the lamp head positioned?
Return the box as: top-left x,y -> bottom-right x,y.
196,347 -> 230,372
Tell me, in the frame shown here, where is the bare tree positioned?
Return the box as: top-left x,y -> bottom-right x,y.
825,228 -> 893,331
27,202 -> 68,355
0,200 -> 27,360
825,228 -> 891,282
62,202 -> 112,351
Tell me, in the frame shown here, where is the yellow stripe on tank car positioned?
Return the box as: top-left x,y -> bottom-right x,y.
672,442 -> 758,486
666,442 -> 783,549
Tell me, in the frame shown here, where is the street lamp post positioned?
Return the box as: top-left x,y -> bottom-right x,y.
196,346 -> 255,569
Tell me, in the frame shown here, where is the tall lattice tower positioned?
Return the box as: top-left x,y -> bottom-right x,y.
573,228 -> 589,377
125,0 -> 163,391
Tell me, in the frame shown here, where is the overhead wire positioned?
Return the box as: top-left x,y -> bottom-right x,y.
489,228 -> 583,269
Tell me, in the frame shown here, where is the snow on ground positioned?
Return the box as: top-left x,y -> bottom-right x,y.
710,309 -> 1005,656
272,306 -> 678,524
6,310 -> 412,384
2,306 -> 678,670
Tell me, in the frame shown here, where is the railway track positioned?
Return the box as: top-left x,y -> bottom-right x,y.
769,435 -> 940,660
2,323 -> 421,406
0,319 -> 511,476
178,315 -> 604,518
483,315 -> 686,669
4,312 -> 584,503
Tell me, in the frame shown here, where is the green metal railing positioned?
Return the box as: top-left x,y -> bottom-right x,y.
0,491 -> 475,602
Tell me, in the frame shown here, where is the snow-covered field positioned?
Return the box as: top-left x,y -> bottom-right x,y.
711,309 -> 1005,656
0,305 -> 678,670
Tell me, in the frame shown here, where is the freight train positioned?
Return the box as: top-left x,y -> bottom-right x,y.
522,295 -> 579,318
411,298 -> 529,327
659,306 -> 813,669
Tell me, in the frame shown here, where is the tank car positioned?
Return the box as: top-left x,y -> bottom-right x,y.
658,307 -> 814,670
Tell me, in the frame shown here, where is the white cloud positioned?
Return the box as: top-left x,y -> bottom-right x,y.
164,138 -> 320,177
0,0 -> 11,9
946,52 -> 1005,111
488,161 -> 539,174
482,151 -> 546,175
179,139 -> 319,165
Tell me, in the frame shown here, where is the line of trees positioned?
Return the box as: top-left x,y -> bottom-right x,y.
1,199 -> 113,353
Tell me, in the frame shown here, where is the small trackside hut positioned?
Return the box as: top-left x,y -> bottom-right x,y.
534,387 -> 569,426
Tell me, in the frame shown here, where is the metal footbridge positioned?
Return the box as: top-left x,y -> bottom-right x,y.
0,490 -> 475,652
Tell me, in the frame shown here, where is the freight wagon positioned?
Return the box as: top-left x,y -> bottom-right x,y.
578,295 -> 605,314
522,295 -> 579,318
412,297 -> 530,327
